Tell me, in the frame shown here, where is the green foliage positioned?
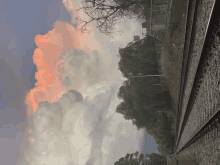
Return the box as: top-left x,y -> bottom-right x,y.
148,113 -> 175,155
114,152 -> 167,165
117,35 -> 176,155
147,153 -> 167,165
156,30 -> 166,44
118,36 -> 158,79
114,151 -> 145,165
116,79 -> 175,153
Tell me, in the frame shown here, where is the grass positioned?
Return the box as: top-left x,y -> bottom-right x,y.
162,0 -> 190,136
135,0 -> 190,154
141,0 -> 189,111
163,0 -> 189,110
141,0 -> 190,151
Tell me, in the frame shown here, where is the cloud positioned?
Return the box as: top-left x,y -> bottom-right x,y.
23,1 -> 147,165
25,82 -> 111,164
60,48 -> 103,93
25,79 -> 144,165
26,20 -> 100,116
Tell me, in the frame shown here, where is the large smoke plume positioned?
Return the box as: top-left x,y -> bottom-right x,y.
60,48 -> 103,93
24,80 -> 133,165
23,1 -> 144,164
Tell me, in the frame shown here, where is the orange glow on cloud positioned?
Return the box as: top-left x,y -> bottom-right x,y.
26,1 -> 99,117
29,138 -> 34,144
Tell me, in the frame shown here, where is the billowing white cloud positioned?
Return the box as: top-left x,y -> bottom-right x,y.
24,45 -> 144,165
25,79 -> 144,165
60,48 -> 103,93
24,1 -> 149,164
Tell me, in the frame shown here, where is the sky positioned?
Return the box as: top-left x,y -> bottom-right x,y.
0,0 -> 156,164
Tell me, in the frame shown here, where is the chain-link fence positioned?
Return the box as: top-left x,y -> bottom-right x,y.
143,0 -> 172,35
152,34 -> 170,95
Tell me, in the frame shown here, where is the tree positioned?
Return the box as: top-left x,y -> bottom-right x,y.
116,34 -> 176,156
76,0 -> 151,35
116,78 -> 175,154
114,151 -> 146,165
116,80 -> 135,120
123,0 -> 151,23
114,152 -> 167,165
119,157 -> 125,162
134,151 -> 139,158
147,153 -> 167,165
116,103 -> 133,120
138,153 -> 144,162
116,77 -> 167,130
118,35 -> 158,79
125,153 -> 130,161
133,35 -> 140,41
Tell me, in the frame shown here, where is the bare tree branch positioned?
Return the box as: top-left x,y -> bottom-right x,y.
76,0 -> 149,36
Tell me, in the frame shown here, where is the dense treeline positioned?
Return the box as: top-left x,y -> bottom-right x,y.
118,35 -> 158,78
114,151 -> 167,165
81,0 -> 175,162
116,35 -> 175,155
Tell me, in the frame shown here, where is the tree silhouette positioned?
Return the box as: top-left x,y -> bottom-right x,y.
116,35 -> 175,154
118,35 -> 158,79
114,152 -> 167,165
76,0 -> 151,36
